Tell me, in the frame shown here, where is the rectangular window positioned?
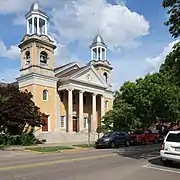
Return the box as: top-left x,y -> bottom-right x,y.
105,100 -> 108,109
60,116 -> 65,128
84,117 -> 88,129
43,90 -> 48,101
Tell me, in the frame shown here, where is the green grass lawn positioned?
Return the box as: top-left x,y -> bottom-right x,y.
25,146 -> 74,152
72,144 -> 95,148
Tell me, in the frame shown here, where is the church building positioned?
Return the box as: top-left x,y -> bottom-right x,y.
16,3 -> 114,142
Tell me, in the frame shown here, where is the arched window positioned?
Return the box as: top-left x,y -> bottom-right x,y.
40,51 -> 48,64
105,100 -> 108,109
25,51 -> 30,64
43,89 -> 48,101
103,72 -> 108,82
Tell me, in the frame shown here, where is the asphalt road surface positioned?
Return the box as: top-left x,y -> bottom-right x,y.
0,144 -> 180,180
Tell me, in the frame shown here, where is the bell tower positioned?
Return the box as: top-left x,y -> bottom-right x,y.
89,32 -> 113,85
17,2 -> 58,133
18,2 -> 56,77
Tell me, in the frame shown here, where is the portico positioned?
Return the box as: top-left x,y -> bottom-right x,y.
58,87 -> 105,133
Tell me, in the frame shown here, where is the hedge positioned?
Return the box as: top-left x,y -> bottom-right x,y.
0,132 -> 43,146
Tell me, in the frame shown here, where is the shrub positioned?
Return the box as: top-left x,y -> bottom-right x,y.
0,132 -> 42,146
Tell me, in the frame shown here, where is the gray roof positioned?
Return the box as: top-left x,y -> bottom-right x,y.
26,2 -> 47,17
30,2 -> 42,12
93,34 -> 105,44
90,33 -> 107,49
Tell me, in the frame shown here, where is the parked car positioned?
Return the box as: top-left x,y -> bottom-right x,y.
95,131 -> 131,148
130,129 -> 160,145
151,129 -> 164,143
160,130 -> 180,165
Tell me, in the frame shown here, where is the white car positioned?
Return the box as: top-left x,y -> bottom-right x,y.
160,130 -> 180,165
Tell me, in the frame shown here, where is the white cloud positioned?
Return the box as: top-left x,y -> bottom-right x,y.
54,43 -> 82,66
146,40 -> 180,72
0,40 -> 20,60
50,0 -> 149,51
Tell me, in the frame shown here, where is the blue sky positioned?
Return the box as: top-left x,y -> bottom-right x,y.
0,0 -> 177,89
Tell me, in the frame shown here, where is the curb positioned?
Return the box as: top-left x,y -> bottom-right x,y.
21,148 -> 93,154
58,147 -> 94,154
1,148 -> 25,152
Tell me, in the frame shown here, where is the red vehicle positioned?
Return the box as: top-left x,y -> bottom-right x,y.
130,129 -> 162,145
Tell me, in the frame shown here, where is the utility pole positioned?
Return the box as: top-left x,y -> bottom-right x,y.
88,117 -> 91,147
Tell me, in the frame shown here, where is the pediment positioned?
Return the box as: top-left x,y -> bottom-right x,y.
71,66 -> 108,88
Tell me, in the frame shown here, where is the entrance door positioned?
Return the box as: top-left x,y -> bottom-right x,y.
73,117 -> 77,132
42,115 -> 48,131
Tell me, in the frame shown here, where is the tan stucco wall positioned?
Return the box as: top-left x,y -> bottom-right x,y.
34,84 -> 57,131
104,97 -> 113,113
20,84 -> 57,132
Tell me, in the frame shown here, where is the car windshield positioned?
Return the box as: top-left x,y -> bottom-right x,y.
102,132 -> 114,138
166,133 -> 180,143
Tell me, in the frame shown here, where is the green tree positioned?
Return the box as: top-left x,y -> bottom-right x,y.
162,0 -> 180,38
102,99 -> 140,132
160,42 -> 180,85
0,85 -> 43,135
102,71 -> 180,131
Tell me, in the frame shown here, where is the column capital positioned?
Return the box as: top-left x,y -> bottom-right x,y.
79,90 -> 84,93
67,88 -> 74,92
92,92 -> 97,96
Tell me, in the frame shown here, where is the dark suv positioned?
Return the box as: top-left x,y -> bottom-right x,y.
95,131 -> 131,148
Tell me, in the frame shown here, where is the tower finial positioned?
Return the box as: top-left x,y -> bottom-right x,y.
97,28 -> 100,35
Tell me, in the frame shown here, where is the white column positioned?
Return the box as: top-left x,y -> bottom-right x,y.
45,20 -> 48,35
96,47 -> 98,60
79,90 -> 84,131
92,93 -> 97,132
100,47 -> 103,60
68,89 -> 73,132
104,49 -> 107,60
101,95 -> 105,118
91,49 -> 94,60
26,20 -> 30,34
37,17 -> 40,35
32,17 -> 35,34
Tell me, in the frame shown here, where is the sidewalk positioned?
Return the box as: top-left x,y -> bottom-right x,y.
2,141 -> 95,151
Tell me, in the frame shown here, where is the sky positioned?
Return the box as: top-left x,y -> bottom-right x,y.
0,0 -> 178,90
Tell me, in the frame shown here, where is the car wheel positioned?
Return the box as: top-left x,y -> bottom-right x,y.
125,140 -> 130,147
110,141 -> 116,148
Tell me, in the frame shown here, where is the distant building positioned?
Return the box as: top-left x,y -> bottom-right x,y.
16,3 -> 114,142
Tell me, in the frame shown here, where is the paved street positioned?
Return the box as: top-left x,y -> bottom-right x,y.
0,144 -> 180,180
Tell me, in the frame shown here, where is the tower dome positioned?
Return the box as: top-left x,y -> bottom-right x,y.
28,2 -> 46,15
30,2 -> 39,11
93,34 -> 105,44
